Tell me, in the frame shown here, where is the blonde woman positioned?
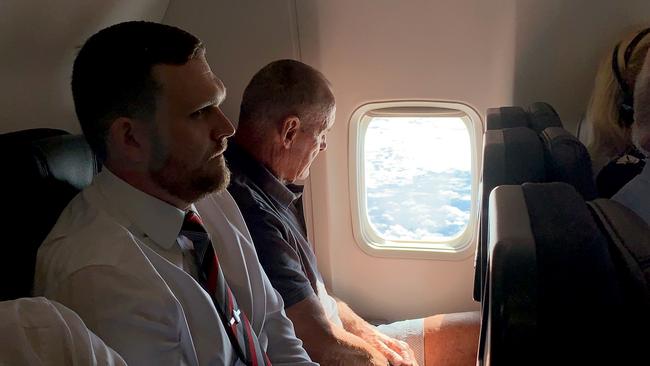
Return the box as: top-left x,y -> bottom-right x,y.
584,28 -> 650,197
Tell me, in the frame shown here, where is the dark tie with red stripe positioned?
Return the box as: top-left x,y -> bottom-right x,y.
180,211 -> 271,366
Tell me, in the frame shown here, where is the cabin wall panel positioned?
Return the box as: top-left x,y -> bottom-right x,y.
512,0 -> 650,133
0,0 -> 169,134
296,0 -> 516,321
163,0 -> 300,124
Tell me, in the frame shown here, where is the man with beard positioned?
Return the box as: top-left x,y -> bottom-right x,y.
34,22 -> 315,366
613,49 -> 650,224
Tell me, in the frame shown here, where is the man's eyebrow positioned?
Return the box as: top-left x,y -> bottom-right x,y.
194,89 -> 225,112
212,74 -> 227,104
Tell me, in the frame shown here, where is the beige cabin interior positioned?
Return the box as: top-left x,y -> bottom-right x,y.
2,0 -> 650,323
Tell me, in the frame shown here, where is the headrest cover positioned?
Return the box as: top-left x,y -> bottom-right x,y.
31,134 -> 98,191
486,106 -> 528,130
527,102 -> 563,133
539,127 -> 597,200
0,129 -> 99,301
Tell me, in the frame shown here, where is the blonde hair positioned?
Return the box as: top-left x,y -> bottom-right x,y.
633,50 -> 650,155
586,28 -> 650,164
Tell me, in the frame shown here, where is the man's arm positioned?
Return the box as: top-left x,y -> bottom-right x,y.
286,294 -> 389,366
0,297 -> 127,366
49,266 -> 190,365
257,265 -> 320,366
225,189 -> 385,365
337,300 -> 417,366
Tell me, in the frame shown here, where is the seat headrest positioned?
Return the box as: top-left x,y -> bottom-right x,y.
31,134 -> 99,191
539,126 -> 597,200
483,127 -> 546,188
527,102 -> 563,132
0,129 -> 99,301
486,106 -> 528,130
486,102 -> 564,133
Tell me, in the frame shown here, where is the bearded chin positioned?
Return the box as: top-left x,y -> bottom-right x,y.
150,155 -> 230,204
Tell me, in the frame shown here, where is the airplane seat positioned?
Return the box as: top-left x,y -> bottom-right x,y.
526,102 -> 563,132
480,182 -> 628,365
538,126 -> 598,200
487,102 -> 563,133
0,129 -> 99,301
587,199 -> 650,324
473,127 -> 546,301
485,106 -> 528,130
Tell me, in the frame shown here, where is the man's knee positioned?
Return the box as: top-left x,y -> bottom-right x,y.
423,311 -> 480,366
424,311 -> 479,333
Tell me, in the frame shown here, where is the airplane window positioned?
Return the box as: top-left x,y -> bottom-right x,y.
364,116 -> 471,242
349,101 -> 482,258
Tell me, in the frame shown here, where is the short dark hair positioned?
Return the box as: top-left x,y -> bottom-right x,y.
71,21 -> 204,162
239,59 -> 335,138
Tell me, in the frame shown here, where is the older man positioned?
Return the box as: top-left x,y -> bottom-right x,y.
226,59 -> 479,366
613,49 -> 650,224
34,22 -> 314,365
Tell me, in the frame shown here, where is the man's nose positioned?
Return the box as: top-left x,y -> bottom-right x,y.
211,109 -> 235,141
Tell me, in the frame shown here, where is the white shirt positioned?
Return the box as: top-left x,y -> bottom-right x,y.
613,161 -> 650,226
0,297 -> 126,366
34,169 -> 315,366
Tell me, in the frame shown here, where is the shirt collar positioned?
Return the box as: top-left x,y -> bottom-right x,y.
94,169 -> 187,249
225,142 -> 301,208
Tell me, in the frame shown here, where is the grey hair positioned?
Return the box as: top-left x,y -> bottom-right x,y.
238,59 -> 335,141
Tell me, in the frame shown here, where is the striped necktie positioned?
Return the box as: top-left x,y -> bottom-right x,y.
180,211 -> 271,366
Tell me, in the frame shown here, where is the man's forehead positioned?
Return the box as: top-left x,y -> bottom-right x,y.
211,73 -> 227,102
153,57 -> 226,103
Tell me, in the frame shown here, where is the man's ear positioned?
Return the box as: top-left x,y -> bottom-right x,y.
106,117 -> 150,164
280,115 -> 301,149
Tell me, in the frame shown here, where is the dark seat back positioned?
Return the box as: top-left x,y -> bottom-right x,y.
539,126 -> 597,200
474,127 -> 546,300
486,106 -> 528,130
486,102 -> 563,133
527,102 -> 563,133
475,114 -> 597,301
588,198 -> 650,327
479,183 -> 628,365
0,129 -> 99,300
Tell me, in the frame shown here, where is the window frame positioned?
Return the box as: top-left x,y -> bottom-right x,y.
348,100 -> 483,260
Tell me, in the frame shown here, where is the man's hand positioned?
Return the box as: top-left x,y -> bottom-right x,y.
336,300 -> 419,366
333,341 -> 390,366
357,327 -> 418,366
